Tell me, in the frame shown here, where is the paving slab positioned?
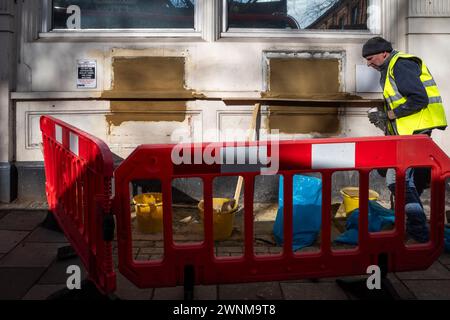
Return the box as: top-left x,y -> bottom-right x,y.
439,253 -> 450,265
194,285 -> 218,300
0,201 -> 48,211
22,284 -> 66,300
113,255 -> 120,268
395,261 -> 450,280
280,282 -> 348,300
310,275 -> 368,283
0,267 -> 46,300
403,280 -> 450,300
153,286 -> 184,300
26,227 -> 68,243
0,230 -> 29,254
0,242 -> 64,267
386,273 -> 416,300
115,272 -> 153,300
0,211 -> 7,220
218,282 -> 283,300
152,285 -> 218,300
299,274 -> 416,300
38,256 -> 86,285
0,210 -> 47,231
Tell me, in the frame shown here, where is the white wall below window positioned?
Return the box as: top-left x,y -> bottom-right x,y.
11,0 -> 450,163
407,0 -> 450,155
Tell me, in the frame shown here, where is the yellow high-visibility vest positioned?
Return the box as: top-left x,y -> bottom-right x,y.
383,52 -> 447,135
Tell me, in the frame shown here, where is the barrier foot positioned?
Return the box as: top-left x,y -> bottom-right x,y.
46,279 -> 119,300
336,276 -> 401,300
41,211 -> 63,233
184,265 -> 195,300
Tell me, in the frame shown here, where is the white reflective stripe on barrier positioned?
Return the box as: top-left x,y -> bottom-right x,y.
312,143 -> 356,169
69,132 -> 79,156
55,124 -> 62,144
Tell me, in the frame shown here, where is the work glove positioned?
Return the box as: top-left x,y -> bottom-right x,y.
368,110 -> 387,131
368,110 -> 387,124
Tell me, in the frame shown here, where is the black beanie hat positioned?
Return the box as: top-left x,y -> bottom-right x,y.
362,37 -> 393,57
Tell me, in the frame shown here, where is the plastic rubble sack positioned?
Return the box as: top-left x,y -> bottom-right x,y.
335,200 -> 395,245
273,175 -> 322,251
445,225 -> 450,253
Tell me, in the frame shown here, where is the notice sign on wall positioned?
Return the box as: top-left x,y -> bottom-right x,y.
77,59 -> 97,89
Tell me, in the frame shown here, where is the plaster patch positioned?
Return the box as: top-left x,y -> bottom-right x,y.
268,106 -> 340,134
105,101 -> 187,129
269,58 -> 340,95
266,57 -> 342,134
112,56 -> 186,91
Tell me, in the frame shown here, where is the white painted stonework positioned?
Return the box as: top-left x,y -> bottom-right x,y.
407,0 -> 450,152
9,0 -> 450,164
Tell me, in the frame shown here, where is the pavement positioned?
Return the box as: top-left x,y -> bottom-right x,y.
1,201 -> 450,301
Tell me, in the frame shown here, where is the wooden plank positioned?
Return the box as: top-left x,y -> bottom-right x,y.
234,103 -> 261,207
100,90 -> 205,100
223,97 -> 384,108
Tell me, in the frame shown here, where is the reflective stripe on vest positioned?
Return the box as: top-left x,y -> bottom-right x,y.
383,52 -> 447,135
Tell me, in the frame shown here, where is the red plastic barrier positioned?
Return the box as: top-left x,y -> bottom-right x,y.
114,136 -> 450,288
40,116 -> 116,294
40,115 -> 450,293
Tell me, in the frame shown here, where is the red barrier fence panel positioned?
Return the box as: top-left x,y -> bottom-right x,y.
114,135 -> 450,289
40,115 -> 116,294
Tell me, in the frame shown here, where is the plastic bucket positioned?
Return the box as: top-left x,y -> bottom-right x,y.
340,187 -> 379,214
198,198 -> 238,241
133,193 -> 163,233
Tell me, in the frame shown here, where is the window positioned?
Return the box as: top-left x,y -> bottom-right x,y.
351,5 -> 359,25
52,0 -> 196,29
225,0 -> 368,31
338,16 -> 344,29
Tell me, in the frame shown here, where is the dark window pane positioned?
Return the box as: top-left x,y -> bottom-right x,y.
52,0 -> 196,29
227,0 -> 368,30
351,6 -> 358,25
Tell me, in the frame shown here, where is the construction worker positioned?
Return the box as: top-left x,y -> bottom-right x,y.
362,36 -> 447,243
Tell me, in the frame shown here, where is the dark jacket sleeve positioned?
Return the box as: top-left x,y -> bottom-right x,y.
392,58 -> 429,118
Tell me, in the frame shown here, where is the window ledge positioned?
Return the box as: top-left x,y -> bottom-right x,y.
38,30 -> 204,42
220,29 -> 376,42
12,91 -> 103,100
11,91 -> 259,101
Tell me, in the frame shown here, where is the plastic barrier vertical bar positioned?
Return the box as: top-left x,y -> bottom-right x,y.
243,175 -> 254,259
358,169 -> 370,250
430,168 -> 445,249
203,176 -> 214,255
321,171 -> 332,256
282,173 -> 293,257
162,178 -> 174,260
395,169 -> 407,244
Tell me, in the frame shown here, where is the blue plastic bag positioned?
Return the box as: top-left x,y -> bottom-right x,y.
445,225 -> 450,253
273,175 -> 322,251
335,201 -> 395,245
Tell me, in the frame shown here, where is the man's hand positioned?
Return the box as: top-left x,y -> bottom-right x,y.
368,110 -> 387,126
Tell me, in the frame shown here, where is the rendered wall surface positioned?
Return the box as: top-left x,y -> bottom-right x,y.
11,0 -> 450,167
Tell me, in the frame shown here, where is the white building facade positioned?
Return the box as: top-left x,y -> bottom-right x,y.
0,0 -> 449,202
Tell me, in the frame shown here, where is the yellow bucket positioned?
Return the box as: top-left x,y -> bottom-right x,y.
198,198 -> 238,241
133,193 -> 163,234
340,187 -> 380,214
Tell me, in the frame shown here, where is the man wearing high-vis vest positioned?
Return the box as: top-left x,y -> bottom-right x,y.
362,36 -> 447,243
